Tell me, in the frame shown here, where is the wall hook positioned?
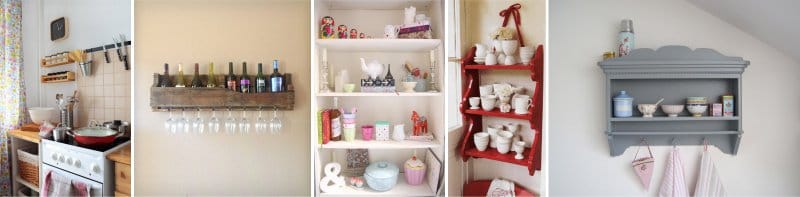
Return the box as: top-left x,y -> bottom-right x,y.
671,137 -> 679,147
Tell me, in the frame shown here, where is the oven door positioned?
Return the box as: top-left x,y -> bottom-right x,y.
40,164 -> 104,197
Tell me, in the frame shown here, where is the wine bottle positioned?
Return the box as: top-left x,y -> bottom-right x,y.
284,73 -> 293,91
255,63 -> 268,93
207,62 -> 218,88
269,60 -> 284,92
240,61 -> 252,93
159,63 -> 171,87
190,63 -> 204,88
175,63 -> 186,87
330,97 -> 342,141
385,64 -> 394,86
225,62 -> 238,91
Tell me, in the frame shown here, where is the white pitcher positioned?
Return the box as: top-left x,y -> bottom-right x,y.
393,124 -> 405,141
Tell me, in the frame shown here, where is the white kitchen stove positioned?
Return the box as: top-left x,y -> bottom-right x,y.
40,137 -> 130,196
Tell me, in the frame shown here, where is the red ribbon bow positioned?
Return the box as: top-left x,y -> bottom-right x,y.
499,3 -> 524,47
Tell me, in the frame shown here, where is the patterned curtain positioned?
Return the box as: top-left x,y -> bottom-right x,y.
0,0 -> 24,195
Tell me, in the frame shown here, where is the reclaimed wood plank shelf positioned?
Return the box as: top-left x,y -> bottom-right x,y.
599,45 -> 749,156
150,74 -> 295,111
41,72 -> 76,83
458,45 -> 543,176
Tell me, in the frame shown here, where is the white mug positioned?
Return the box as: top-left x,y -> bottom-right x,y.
513,97 -> 532,114
485,53 -> 497,65
512,95 -> 531,110
474,132 -> 489,151
384,25 -> 399,39
479,85 -> 494,97
480,96 -> 497,111
468,97 -> 481,109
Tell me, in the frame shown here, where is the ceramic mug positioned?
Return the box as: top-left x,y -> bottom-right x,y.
479,85 -> 494,97
384,25 -> 400,39
480,95 -> 497,111
361,125 -> 374,141
512,95 -> 531,110
513,97 -> 532,114
505,122 -> 520,133
344,127 -> 356,141
487,124 -> 503,148
392,124 -> 405,141
496,131 -> 514,154
468,97 -> 481,109
344,83 -> 356,93
474,132 -> 490,151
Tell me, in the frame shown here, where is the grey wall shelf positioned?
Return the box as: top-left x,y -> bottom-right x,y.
599,45 -> 749,156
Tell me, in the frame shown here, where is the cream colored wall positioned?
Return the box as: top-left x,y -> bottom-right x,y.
550,0 -> 800,195
448,0 -> 544,194
134,0 -> 310,195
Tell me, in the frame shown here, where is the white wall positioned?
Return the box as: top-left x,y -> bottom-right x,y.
448,0 -> 544,195
550,0 -> 800,195
134,0 -> 310,195
22,0 -> 131,108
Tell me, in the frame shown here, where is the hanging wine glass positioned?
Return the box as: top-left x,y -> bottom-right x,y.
165,110 -> 176,133
269,107 -> 282,135
255,110 -> 268,134
224,109 -> 237,135
239,110 -> 250,134
181,110 -> 191,134
192,109 -> 205,134
208,109 -> 221,134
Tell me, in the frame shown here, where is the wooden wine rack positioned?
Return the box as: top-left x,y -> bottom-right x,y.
149,74 -> 295,111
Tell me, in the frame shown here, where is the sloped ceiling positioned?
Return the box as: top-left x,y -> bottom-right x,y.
687,0 -> 800,61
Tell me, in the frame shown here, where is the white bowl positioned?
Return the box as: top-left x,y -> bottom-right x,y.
637,104 -> 658,118
661,105 -> 685,117
687,105 -> 708,117
29,107 -> 57,124
474,132 -> 490,151
401,82 -> 417,93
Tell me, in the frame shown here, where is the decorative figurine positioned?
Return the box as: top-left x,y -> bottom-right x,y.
411,111 -> 428,136
320,162 -> 346,193
320,16 -> 335,39
349,29 -> 358,39
337,25 -> 348,39
359,33 -> 366,39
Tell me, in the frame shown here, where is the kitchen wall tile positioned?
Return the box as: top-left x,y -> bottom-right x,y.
114,85 -> 125,97
103,85 -> 113,98
94,85 -> 103,97
94,97 -> 105,109
103,73 -> 114,84
104,62 -> 114,74
104,97 -> 114,108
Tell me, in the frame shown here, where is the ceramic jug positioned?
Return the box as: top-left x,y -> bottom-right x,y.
392,124 -> 405,141
485,53 -> 497,65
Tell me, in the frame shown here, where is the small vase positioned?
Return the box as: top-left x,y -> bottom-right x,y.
501,40 -> 519,56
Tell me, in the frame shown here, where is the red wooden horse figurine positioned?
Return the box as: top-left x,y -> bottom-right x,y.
411,111 -> 428,136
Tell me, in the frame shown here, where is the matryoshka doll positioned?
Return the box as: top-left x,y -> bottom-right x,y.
320,16 -> 335,39
349,29 -> 358,39
359,33 -> 366,39
337,25 -> 348,39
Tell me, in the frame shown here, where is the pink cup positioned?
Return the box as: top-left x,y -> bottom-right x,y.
361,125 -> 374,141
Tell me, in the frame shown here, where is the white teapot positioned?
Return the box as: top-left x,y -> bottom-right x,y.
360,58 -> 385,79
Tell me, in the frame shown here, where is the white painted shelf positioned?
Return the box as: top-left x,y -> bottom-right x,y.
15,175 -> 39,192
320,139 -> 439,149
326,0 -> 433,10
320,175 -> 434,196
316,39 -> 441,52
317,92 -> 441,97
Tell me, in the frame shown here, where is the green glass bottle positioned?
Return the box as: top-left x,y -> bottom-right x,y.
190,63 -> 204,88
175,63 -> 186,87
207,62 -> 218,88
255,63 -> 268,93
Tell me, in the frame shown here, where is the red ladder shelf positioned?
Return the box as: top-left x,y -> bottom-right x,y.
458,45 -> 543,176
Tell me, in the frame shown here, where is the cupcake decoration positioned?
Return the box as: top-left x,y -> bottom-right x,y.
404,153 -> 426,185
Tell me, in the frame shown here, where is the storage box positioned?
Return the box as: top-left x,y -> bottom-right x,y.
17,148 -> 39,187
722,95 -> 734,117
711,103 -> 723,117
398,23 -> 432,39
375,121 -> 391,141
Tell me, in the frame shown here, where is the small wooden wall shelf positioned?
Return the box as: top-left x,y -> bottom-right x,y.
150,74 -> 295,111
599,45 -> 749,156
458,45 -> 544,176
41,72 -> 76,83
41,58 -> 75,68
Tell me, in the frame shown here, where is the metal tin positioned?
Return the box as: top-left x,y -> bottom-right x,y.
711,103 -> 723,117
613,91 -> 634,117
722,95 -> 734,117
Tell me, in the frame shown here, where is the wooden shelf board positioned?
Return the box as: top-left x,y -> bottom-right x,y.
464,109 -> 532,120
320,139 -> 439,149
463,180 -> 536,197
326,0 -> 433,10
463,147 -> 531,167
610,116 -> 739,121
316,39 -> 441,52
317,92 -> 441,97
41,60 -> 75,68
464,64 -> 532,70
320,174 -> 434,196
9,130 -> 40,144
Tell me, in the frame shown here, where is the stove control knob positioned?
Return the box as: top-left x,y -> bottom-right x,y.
51,153 -> 58,160
74,160 -> 81,168
58,155 -> 65,163
91,163 -> 101,173
66,157 -> 73,165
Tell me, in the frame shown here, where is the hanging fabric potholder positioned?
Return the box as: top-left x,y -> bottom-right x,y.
632,139 -> 655,189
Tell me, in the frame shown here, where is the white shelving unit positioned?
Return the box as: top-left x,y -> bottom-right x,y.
311,0 -> 444,196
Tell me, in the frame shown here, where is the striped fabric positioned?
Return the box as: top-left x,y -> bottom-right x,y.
659,147 -> 689,197
695,150 -> 726,197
